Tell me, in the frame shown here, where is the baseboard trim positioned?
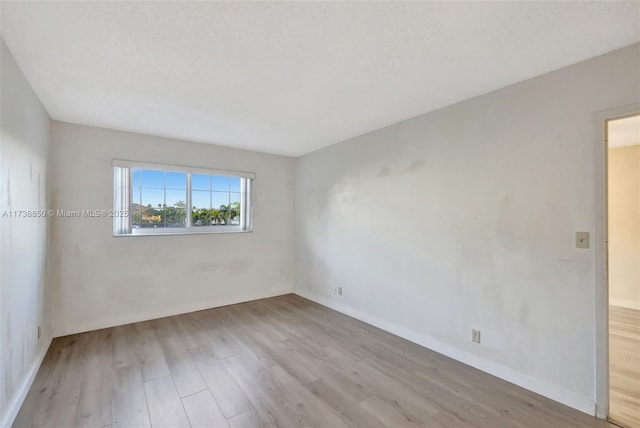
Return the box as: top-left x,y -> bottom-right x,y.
1,335 -> 53,428
53,287 -> 293,337
295,290 -> 595,416
609,298 -> 640,311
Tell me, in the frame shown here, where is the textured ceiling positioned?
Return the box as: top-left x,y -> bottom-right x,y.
2,1 -> 639,156
609,115 -> 640,148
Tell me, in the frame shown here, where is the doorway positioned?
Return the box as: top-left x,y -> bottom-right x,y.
607,113 -> 640,428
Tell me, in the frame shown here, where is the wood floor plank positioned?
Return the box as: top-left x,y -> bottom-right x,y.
153,317 -> 208,398
226,408 -> 277,428
221,353 -> 299,427
13,337 -> 71,428
137,325 -> 171,383
266,364 -> 348,428
181,311 -> 240,361
181,389 -> 229,428
359,394 -> 426,428
112,324 -> 138,369
73,329 -> 114,428
609,305 -> 640,428
112,364 -> 151,428
195,356 -> 253,418
32,334 -> 88,428
303,377 -> 386,428
143,376 -> 190,428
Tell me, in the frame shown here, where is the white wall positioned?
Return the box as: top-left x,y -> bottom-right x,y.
50,122 -> 294,336
294,43 -> 640,414
608,144 -> 640,310
0,39 -> 51,427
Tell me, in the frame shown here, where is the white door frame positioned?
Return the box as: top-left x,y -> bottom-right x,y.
593,103 -> 640,419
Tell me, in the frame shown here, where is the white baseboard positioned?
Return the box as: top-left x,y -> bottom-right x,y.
295,290 -> 595,416
1,335 -> 53,428
609,298 -> 640,311
53,287 -> 293,337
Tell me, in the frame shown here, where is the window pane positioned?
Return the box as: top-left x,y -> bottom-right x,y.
228,195 -> 241,225
165,208 -> 186,228
192,208 -> 213,226
192,174 -> 210,191
132,202 -> 142,228
212,176 -> 229,191
141,188 -> 164,208
131,187 -> 141,228
229,177 -> 241,192
192,190 -> 210,210
132,169 -> 141,188
165,189 -> 187,208
212,192 -> 229,209
132,187 -> 141,206
165,172 -> 186,189
141,169 -> 164,188
141,207 -> 163,228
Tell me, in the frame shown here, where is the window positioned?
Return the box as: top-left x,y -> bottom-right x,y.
113,160 -> 253,236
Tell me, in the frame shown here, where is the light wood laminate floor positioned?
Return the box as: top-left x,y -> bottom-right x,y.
610,306 -> 640,428
15,294 -> 615,428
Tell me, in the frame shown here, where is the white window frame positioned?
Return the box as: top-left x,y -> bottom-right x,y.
113,160 -> 254,236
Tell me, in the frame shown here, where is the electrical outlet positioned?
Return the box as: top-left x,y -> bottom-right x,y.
472,329 -> 481,344
338,287 -> 343,296
37,326 -> 41,340
333,286 -> 343,296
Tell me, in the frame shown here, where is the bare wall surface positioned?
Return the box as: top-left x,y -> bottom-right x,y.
294,43 -> 640,413
0,40 -> 51,427
50,122 -> 294,336
608,144 -> 640,310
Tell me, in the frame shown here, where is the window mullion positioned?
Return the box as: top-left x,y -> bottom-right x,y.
240,178 -> 245,230
186,173 -> 192,228
128,168 -> 133,233
163,176 -> 167,228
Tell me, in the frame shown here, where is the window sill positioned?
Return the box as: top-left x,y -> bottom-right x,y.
114,228 -> 253,237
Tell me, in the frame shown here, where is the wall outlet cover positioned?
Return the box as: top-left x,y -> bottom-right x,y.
472,329 -> 481,344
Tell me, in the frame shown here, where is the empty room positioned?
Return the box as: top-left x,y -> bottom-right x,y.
1,1 -> 639,428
